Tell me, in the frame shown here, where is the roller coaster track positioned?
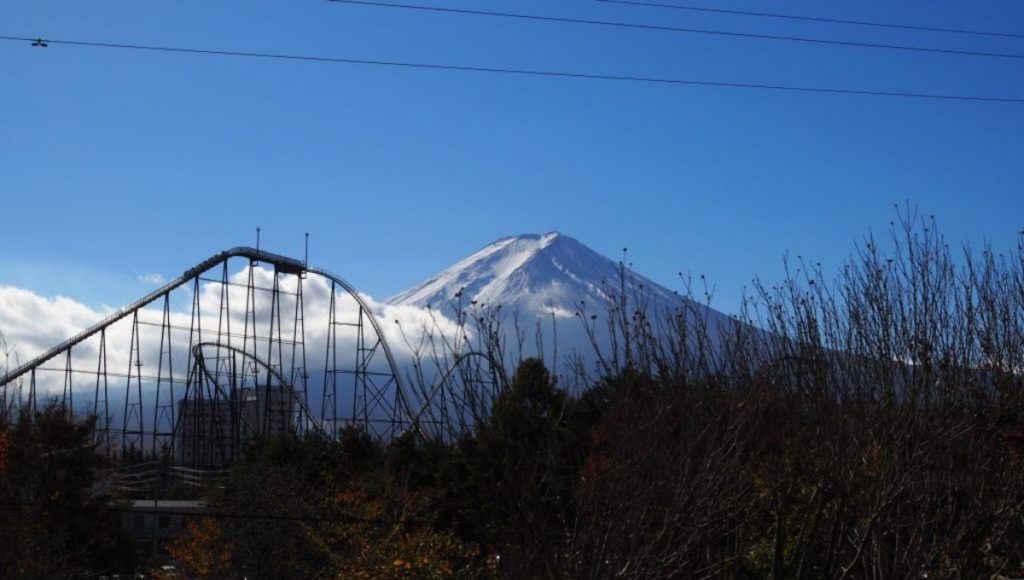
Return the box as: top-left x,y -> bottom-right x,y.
409,351 -> 509,440
0,247 -> 413,464
1,247 -> 404,397
189,341 -> 328,439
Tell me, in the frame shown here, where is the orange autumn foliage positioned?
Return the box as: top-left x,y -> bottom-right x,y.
164,518 -> 234,578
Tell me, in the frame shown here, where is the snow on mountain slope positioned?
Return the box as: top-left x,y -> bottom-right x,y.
387,231 -> 721,325
385,231 -> 755,374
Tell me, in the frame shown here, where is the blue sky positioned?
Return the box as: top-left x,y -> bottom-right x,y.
2,0 -> 1022,314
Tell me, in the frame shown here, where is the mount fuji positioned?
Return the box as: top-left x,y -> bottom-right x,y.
386,232 -> 739,360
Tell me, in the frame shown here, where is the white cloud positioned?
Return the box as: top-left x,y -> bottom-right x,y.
0,264 -> 603,443
0,285 -> 111,366
0,268 -> 469,408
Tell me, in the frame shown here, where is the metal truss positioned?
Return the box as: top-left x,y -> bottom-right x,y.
0,247 -> 411,466
408,351 -> 509,442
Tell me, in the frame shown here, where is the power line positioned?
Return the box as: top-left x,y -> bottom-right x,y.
324,0 -> 1024,62
2,35 -> 1022,104
595,0 -> 1024,41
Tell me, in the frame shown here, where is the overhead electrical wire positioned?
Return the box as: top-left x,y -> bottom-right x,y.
2,35 -> 1022,104
323,0 -> 1024,62
595,0 -> 1024,41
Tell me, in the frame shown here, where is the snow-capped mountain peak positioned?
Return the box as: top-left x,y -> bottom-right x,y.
385,232 -> 679,318
385,232 -> 746,363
